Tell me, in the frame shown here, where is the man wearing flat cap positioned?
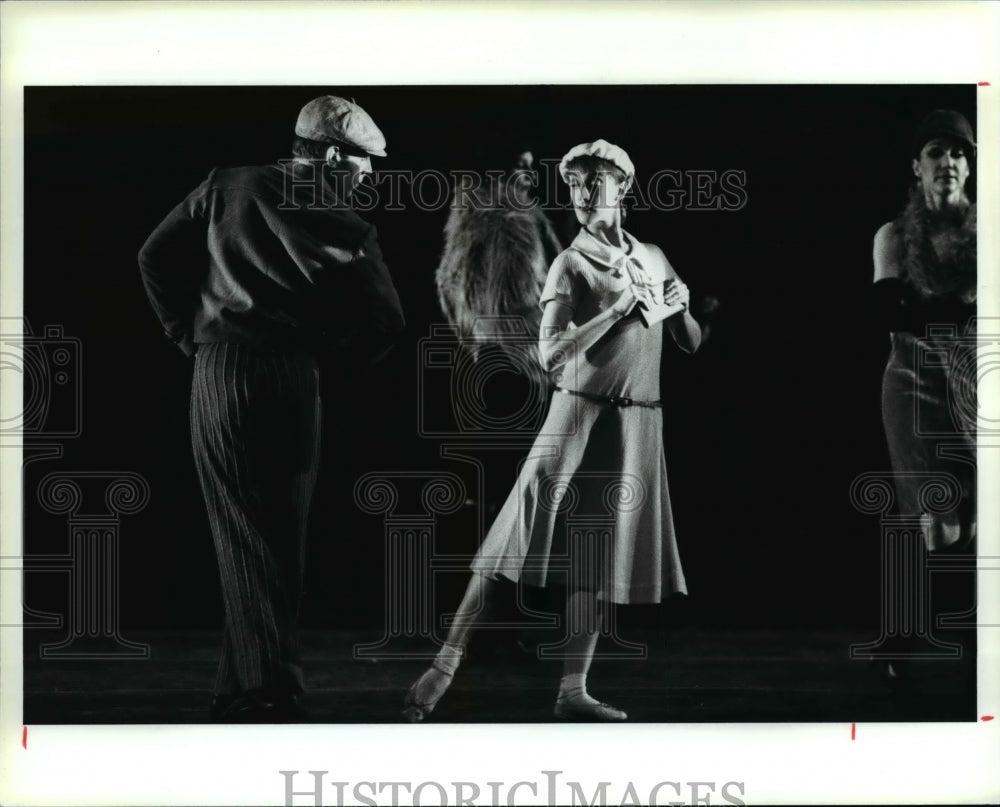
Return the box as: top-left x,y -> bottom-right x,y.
139,95 -> 404,722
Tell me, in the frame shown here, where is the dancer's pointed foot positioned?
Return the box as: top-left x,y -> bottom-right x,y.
402,665 -> 453,723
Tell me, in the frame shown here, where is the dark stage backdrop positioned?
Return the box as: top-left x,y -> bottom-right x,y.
21,84 -> 975,633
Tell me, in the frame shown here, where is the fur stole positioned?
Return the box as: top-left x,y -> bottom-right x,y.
435,179 -> 562,381
896,184 -> 977,302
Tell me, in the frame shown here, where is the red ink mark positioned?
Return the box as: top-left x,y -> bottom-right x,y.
851,722 -> 856,740
978,81 -> 990,86
982,715 -> 995,721
22,726 -> 27,749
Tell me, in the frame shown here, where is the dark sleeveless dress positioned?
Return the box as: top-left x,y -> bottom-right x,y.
880,214 -> 977,551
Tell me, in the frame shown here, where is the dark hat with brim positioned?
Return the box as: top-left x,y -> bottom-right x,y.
295,95 -> 387,157
912,109 -> 976,158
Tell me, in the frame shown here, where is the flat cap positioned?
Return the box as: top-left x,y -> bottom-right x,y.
295,95 -> 387,157
559,139 -> 635,181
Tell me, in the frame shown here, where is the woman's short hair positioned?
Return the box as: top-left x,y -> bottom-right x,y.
562,154 -> 629,185
562,154 -> 632,220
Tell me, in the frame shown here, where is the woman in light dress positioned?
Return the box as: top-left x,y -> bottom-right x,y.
404,139 -> 701,721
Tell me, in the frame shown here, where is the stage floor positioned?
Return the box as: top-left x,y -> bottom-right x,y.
21,626 -> 977,724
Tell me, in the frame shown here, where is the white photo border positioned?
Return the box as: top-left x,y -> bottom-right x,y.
2,2 -> 998,805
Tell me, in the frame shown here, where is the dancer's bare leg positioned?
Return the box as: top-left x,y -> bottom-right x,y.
554,590 -> 627,721
402,572 -> 498,722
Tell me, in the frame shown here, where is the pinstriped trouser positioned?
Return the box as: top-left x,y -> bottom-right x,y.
190,342 -> 321,697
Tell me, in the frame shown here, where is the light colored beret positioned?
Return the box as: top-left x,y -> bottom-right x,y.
558,139 -> 635,181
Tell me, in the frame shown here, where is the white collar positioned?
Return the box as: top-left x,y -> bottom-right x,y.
570,228 -> 649,278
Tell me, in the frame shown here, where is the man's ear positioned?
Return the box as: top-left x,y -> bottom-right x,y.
325,145 -> 342,166
912,158 -> 920,178
618,175 -> 634,200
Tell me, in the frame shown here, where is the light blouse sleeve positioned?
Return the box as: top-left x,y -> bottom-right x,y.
539,251 -> 587,311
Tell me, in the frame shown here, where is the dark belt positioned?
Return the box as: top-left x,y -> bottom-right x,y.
553,386 -> 662,408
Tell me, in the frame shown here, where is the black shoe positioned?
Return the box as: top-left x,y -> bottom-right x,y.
210,689 -> 309,723
505,637 -> 540,664
867,633 -> 915,692
209,693 -> 238,721
870,658 -> 912,692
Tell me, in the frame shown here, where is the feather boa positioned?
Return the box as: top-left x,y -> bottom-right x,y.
435,179 -> 562,383
897,184 -> 977,303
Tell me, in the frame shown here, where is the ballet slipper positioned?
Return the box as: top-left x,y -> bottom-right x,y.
402,664 -> 453,723
554,694 -> 628,721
